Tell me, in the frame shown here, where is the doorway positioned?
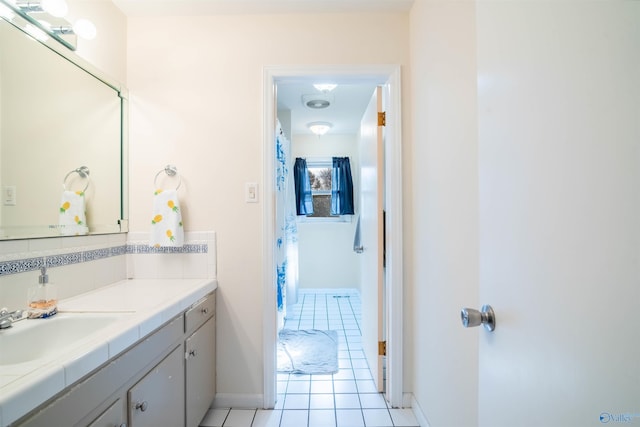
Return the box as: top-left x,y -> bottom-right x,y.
262,65 -> 404,410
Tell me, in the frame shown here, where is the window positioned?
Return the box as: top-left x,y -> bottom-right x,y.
294,157 -> 354,221
307,163 -> 334,218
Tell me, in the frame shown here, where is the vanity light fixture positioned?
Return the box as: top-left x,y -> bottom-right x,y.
14,0 -> 40,13
308,122 -> 333,136
46,18 -> 97,41
9,0 -> 97,46
16,0 -> 66,16
48,24 -> 73,34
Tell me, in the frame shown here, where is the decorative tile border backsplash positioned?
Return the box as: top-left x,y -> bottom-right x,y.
0,256 -> 46,276
0,243 -> 208,277
127,243 -> 208,254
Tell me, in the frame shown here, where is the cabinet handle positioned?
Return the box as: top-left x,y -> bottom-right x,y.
189,349 -> 198,358
201,307 -> 209,315
135,401 -> 148,412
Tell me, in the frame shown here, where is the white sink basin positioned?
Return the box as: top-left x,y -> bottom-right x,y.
0,312 -> 132,366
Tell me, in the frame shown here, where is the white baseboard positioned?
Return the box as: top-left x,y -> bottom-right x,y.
402,392 -> 414,408
213,393 -> 265,409
411,394 -> 431,427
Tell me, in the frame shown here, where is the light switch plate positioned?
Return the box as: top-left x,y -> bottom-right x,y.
3,186 -> 16,206
245,182 -> 258,203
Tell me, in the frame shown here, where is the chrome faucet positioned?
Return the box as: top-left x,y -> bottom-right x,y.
0,308 -> 25,329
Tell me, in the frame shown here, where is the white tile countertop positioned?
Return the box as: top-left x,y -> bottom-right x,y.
0,278 -> 217,427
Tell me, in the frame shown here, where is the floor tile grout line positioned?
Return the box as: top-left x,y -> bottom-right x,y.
221,408 -> 230,426
332,293 -> 342,427
335,293 -> 364,426
200,293 -> 408,427
342,295 -> 368,426
274,290 -> 397,427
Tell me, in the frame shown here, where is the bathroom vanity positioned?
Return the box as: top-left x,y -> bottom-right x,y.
0,278 -> 217,427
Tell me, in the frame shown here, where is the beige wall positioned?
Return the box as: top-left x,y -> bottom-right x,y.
409,1 -> 479,425
126,12 -> 409,400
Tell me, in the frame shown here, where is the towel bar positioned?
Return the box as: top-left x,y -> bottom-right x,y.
154,164 -> 181,190
63,166 -> 90,193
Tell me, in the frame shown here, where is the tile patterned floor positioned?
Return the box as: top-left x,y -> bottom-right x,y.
200,289 -> 419,427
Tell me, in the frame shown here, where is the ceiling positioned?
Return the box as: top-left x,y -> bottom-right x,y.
277,81 -> 377,136
110,0 -> 413,16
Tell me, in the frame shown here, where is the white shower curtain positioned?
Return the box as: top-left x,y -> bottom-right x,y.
275,122 -> 299,329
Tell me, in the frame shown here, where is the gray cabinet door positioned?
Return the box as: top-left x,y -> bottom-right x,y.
185,315 -> 216,427
128,345 -> 184,427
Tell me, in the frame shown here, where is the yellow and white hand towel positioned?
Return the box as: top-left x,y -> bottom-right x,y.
150,189 -> 184,247
59,190 -> 88,235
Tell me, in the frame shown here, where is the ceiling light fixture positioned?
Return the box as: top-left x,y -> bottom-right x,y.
302,93 -> 333,110
308,122 -> 333,136
306,99 -> 330,109
313,84 -> 337,92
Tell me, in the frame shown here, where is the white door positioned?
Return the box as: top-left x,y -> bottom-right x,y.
359,86 -> 384,392
476,2 -> 640,425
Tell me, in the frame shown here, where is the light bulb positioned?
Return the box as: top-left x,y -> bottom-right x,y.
0,3 -> 15,20
308,122 -> 333,136
73,19 -> 96,40
41,0 -> 68,17
313,84 -> 337,92
25,23 -> 48,42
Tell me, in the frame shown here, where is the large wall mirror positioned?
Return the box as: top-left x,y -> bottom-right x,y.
0,13 -> 127,239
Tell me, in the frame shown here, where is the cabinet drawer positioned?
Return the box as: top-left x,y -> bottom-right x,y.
185,291 -> 215,334
87,398 -> 125,427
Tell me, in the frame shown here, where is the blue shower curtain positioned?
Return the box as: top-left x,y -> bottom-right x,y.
275,123 -> 299,328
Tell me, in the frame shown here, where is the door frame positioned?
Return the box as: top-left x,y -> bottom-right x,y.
262,64 -> 404,408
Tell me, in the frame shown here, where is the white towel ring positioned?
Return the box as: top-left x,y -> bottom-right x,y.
63,166 -> 91,193
154,165 -> 182,190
